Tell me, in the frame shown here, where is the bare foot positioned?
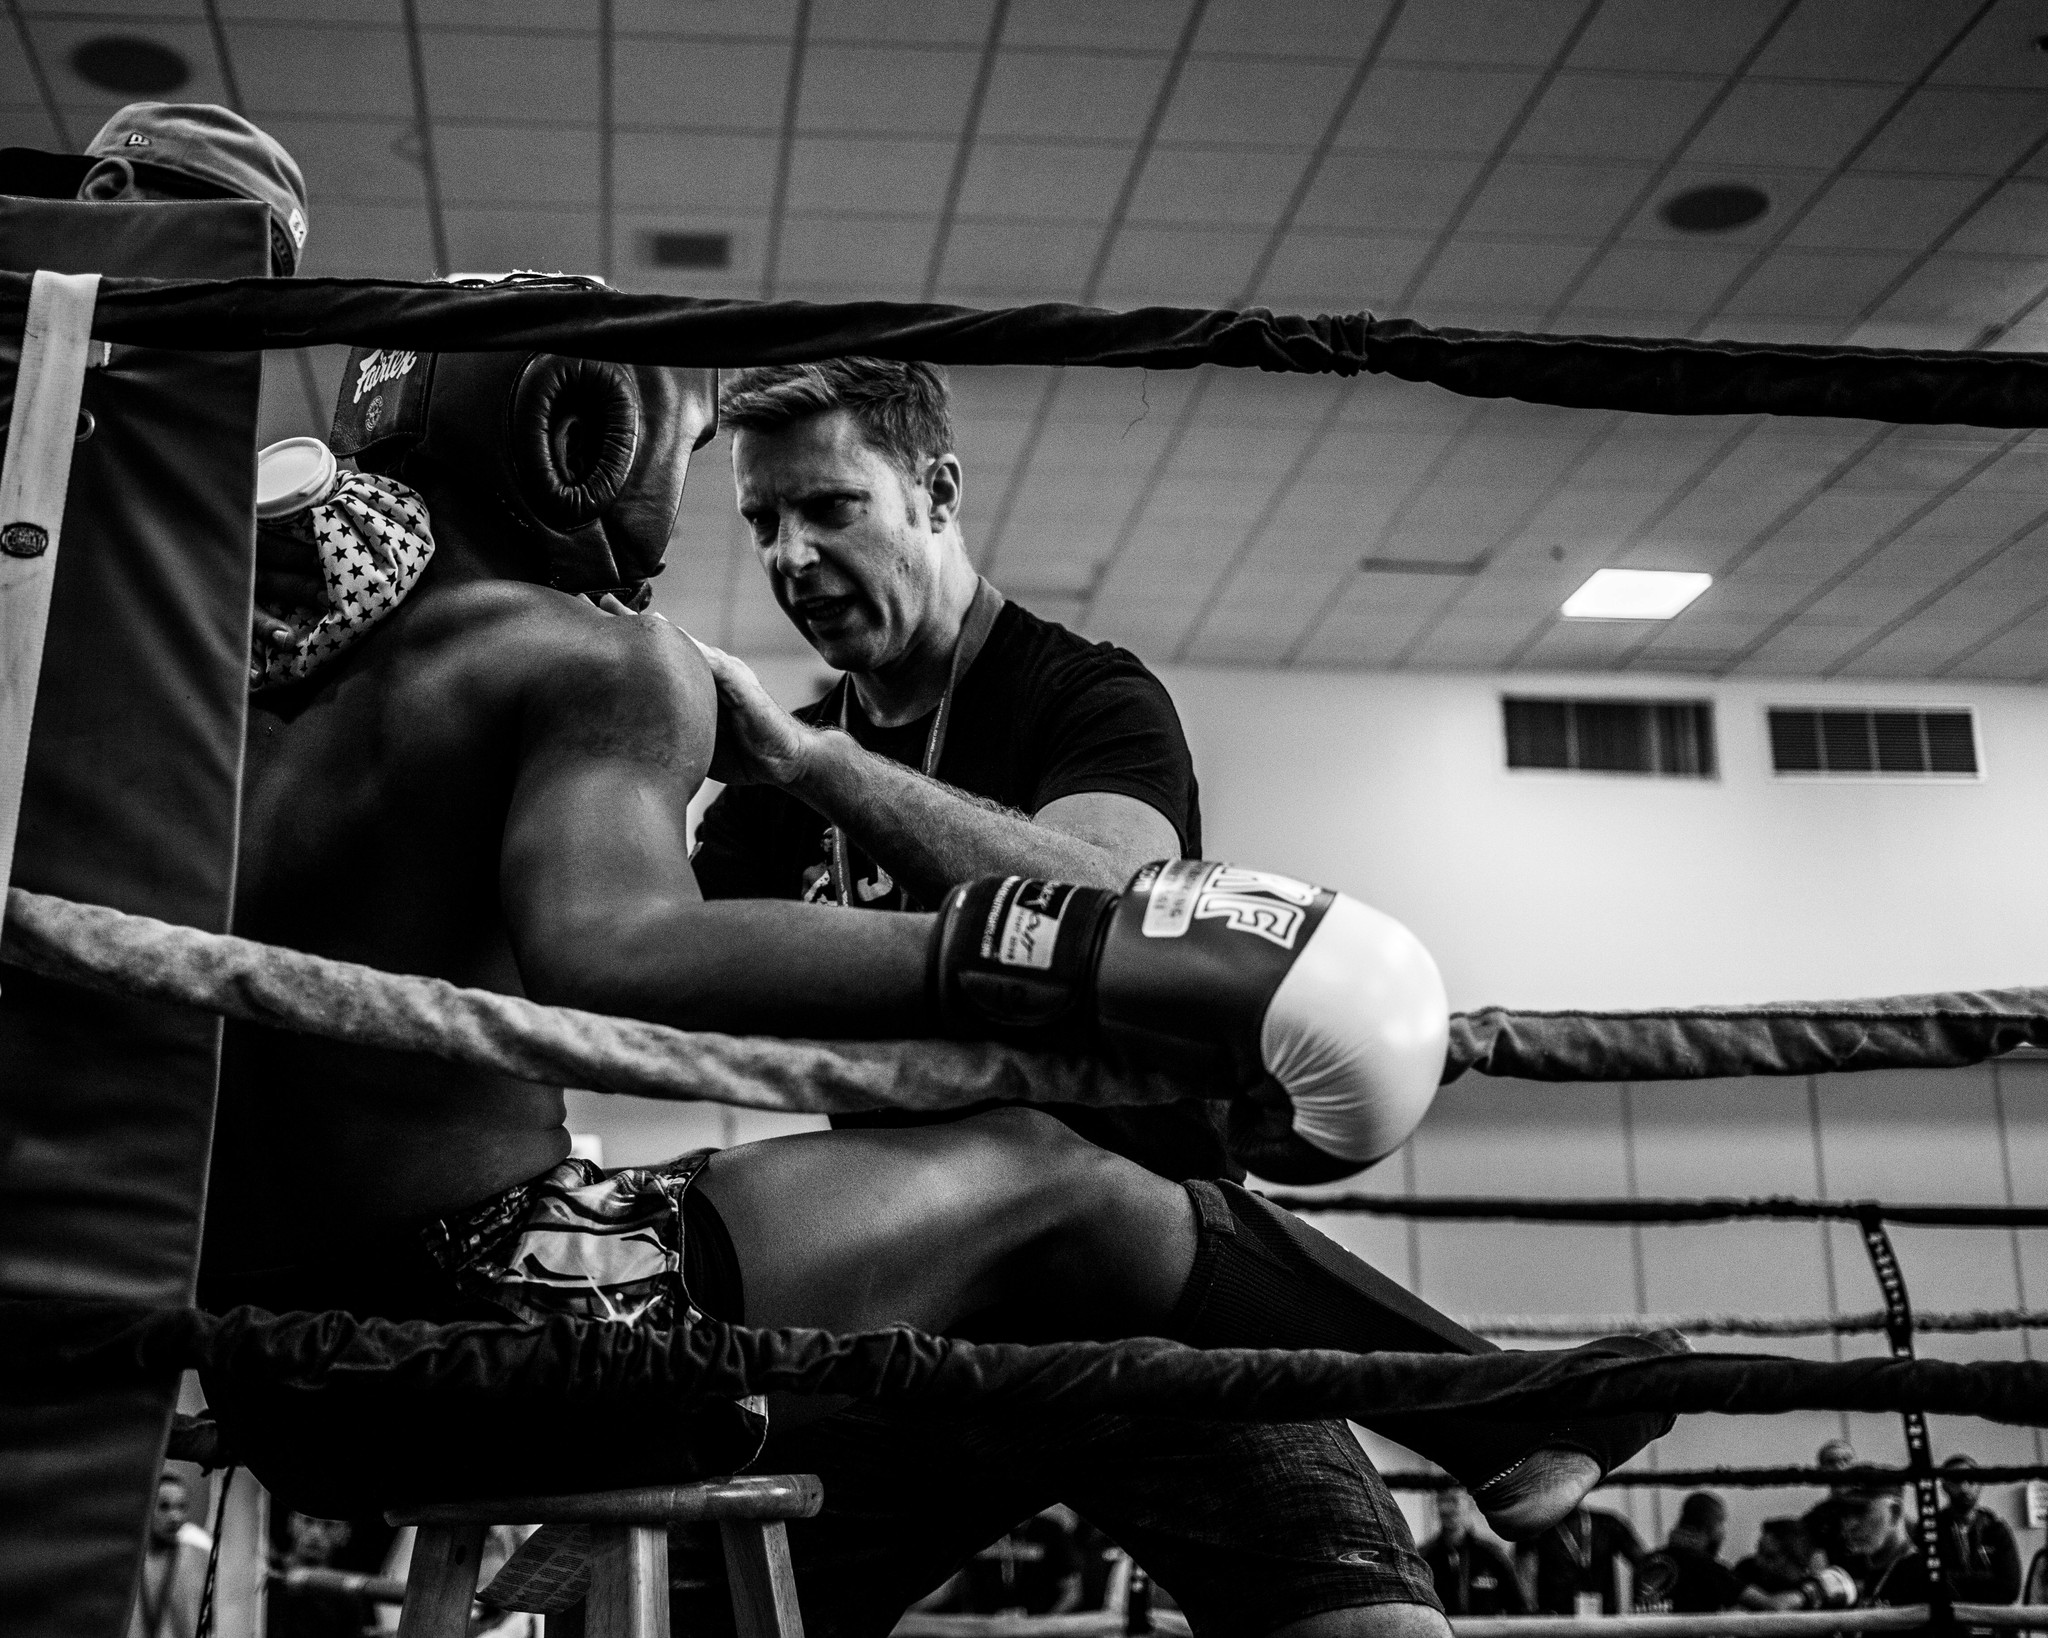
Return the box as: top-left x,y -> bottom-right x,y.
1473,1446 -> 1602,1541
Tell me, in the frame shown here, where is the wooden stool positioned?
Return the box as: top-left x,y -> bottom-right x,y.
388,1475 -> 823,1638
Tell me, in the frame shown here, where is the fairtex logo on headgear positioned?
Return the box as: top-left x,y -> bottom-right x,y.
352,349 -> 418,404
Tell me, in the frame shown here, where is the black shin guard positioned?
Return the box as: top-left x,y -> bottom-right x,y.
1167,1179 -> 1566,1491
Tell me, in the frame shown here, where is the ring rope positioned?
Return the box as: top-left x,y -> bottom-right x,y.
1458,1309 -> 2048,1339
5,274 -> 2048,430
1450,1610 -> 2037,1638
1382,1462 -> 2048,1491
8,890 -> 2048,1118
1261,1194 -> 2048,1228
10,1299 -> 2047,1428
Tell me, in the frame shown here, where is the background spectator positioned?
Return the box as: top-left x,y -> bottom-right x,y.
1802,1437 -> 1865,1570
1835,1489 -> 1929,1607
1939,1456 -> 2022,1604
267,1513 -> 368,1638
127,1471 -> 208,1638
1422,1487 -> 1527,1616
1636,1492 -> 1743,1613
1735,1518 -> 1823,1610
952,1507 -> 1085,1617
1520,1505 -> 1644,1616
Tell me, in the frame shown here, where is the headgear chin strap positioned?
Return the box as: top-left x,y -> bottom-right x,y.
330,342 -> 717,599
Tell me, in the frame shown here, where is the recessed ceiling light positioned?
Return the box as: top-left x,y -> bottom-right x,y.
1659,183 -> 1770,234
1561,568 -> 1712,620
71,36 -> 189,95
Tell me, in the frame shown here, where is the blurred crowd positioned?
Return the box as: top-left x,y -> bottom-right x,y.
1421,1440 -> 2029,1619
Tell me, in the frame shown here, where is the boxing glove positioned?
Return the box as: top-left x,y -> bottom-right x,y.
1800,1567 -> 1858,1610
927,860 -> 1450,1182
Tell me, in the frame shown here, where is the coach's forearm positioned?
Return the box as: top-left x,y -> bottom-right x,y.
787,730 -> 1129,900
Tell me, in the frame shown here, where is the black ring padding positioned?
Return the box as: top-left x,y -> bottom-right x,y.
509,354 -> 641,530
15,274 -> 2048,429
1259,1192 -> 2048,1228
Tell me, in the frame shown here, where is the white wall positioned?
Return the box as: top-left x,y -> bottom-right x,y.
1158,668 -> 2048,1011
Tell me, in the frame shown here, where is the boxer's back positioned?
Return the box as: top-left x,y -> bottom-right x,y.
208,576 -> 696,1269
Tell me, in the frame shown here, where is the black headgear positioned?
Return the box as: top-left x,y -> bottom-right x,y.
330,343 -> 718,600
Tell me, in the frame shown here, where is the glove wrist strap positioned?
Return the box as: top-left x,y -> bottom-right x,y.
928,876 -> 1118,1047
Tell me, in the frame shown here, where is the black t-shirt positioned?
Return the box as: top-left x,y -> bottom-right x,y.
1636,1543 -> 1743,1613
1424,1534 -> 1527,1615
692,600 -> 1233,1182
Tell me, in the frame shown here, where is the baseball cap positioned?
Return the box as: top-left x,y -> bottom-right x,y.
0,102 -> 308,275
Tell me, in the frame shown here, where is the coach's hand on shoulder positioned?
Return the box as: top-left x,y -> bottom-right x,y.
593,593 -> 819,787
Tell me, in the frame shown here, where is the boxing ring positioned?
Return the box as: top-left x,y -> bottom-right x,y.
5,242 -> 2048,1638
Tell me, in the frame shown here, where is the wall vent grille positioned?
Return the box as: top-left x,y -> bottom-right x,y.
1503,697 -> 1716,778
1767,707 -> 1978,778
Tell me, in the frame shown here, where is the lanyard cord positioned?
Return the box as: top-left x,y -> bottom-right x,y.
828,578 -> 1003,908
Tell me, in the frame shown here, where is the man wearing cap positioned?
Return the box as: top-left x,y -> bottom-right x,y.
1938,1456 -> 2022,1605
0,101 -> 308,275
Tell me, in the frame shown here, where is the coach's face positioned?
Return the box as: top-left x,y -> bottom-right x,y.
733,409 -> 961,675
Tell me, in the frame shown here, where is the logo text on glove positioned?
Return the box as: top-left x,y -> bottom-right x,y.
1142,861 -> 1319,950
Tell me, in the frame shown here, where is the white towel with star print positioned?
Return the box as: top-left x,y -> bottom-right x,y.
251,470 -> 435,691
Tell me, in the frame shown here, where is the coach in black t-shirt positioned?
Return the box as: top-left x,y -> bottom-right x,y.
691,360 -> 1232,1181
677,359 -> 1447,1638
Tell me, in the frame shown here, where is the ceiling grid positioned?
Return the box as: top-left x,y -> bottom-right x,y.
10,0 -> 2048,682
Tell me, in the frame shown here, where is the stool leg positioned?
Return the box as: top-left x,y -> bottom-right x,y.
584,1523 -> 670,1638
397,1523 -> 486,1638
720,1520 -> 804,1638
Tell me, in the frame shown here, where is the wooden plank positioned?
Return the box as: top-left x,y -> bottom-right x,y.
583,1525 -> 668,1638
720,1519 -> 804,1638
396,1522 -> 486,1638
392,1475 -> 823,1529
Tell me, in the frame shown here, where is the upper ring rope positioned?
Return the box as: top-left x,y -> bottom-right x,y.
1459,1309 -> 2048,1339
1260,1193 -> 2048,1228
2,274 -> 2046,428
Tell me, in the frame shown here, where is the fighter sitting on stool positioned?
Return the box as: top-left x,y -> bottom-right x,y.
202,303 -> 1681,1638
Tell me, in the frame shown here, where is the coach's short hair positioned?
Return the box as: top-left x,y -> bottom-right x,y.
719,358 -> 953,476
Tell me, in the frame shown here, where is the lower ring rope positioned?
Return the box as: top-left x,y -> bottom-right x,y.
1461,1309 -> 2048,1338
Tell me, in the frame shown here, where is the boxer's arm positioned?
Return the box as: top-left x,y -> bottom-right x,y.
496,616 -> 932,1036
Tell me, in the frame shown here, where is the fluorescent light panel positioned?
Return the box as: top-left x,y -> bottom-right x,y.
1562,568 -> 1712,620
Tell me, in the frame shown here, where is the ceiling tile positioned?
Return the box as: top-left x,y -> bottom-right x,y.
783,136 -> 955,214
1747,0 -> 1984,84
1096,224 -> 1267,304
424,28 -> 598,123
1382,0 -> 1601,69
1784,173 -> 1989,252
234,23 -> 414,118
1417,236 -> 1605,313
980,51 -> 1171,142
797,44 -> 982,135
1257,233 -> 1430,309
1683,81 -> 1901,170
1944,179 -> 2048,256
1007,0 -> 1190,51
1870,252 -> 2045,326
1460,158 -> 1653,238
1717,247 -> 1913,321
811,0 -> 996,46
435,123 -> 598,207
1930,5 -> 2048,91
616,210 -> 765,286
1555,241 -> 1748,314
1156,57 -> 1355,145
613,0 -> 798,36
614,131 -> 780,211
1566,0 -> 1786,76
1294,153 -> 1481,233
1195,0 -> 1399,59
1125,145 -> 1315,225
257,116 -> 423,205
615,37 -> 790,131
955,140 -> 1131,221
445,205 -> 597,274
776,213 -> 937,288
1513,71 -> 1724,163
938,218 -> 1101,294
1616,163 -> 1831,248
1336,66 -> 1542,155
1856,87 -> 2048,177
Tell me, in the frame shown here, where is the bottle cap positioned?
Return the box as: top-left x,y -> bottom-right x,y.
255,437 -> 339,520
